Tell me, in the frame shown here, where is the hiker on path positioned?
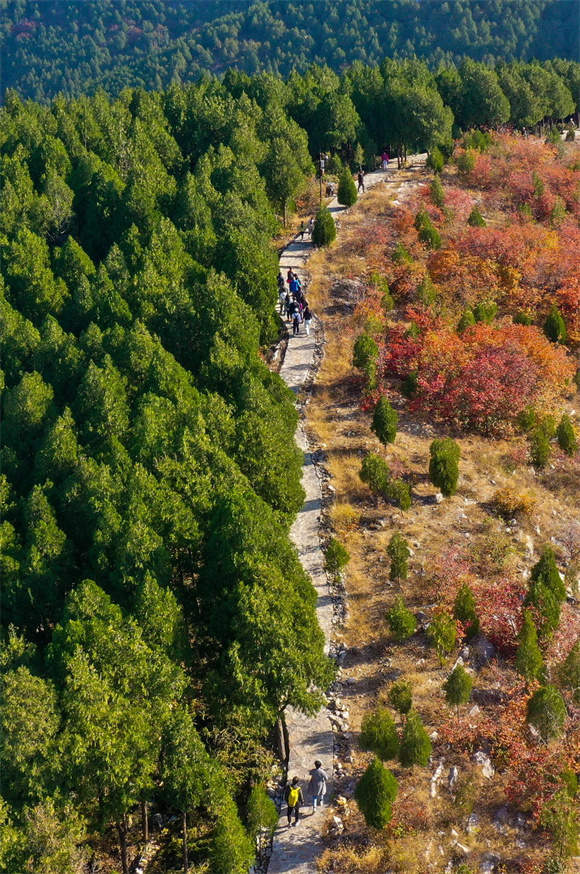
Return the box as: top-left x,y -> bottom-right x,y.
381,150 -> 390,170
292,310 -> 301,336
357,170 -> 365,192
308,761 -> 328,812
285,777 -> 304,826
290,274 -> 301,296
298,220 -> 305,240
287,268 -> 294,287
303,304 -> 312,336
284,292 -> 293,321
307,217 -> 314,236
278,285 -> 287,314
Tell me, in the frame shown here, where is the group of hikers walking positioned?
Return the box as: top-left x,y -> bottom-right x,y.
278,269 -> 312,337
283,761 -> 328,826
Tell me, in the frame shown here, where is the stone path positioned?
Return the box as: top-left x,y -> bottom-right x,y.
268,166 -> 412,874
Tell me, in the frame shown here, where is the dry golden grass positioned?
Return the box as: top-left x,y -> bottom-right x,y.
303,167 -> 580,873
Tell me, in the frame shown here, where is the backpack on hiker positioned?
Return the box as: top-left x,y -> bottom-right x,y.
288,786 -> 300,807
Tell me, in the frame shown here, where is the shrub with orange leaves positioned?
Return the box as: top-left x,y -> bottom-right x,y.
382,319 -> 574,434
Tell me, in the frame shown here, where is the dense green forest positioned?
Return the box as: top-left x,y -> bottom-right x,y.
0,58 -> 578,872
1,0 -> 579,102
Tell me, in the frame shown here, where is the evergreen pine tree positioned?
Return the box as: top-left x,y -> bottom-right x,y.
371,397 -> 398,445
557,640 -> 579,704
359,707 -> 400,761
430,176 -> 445,208
427,611 -> 458,660
386,479 -> 412,511
457,307 -> 475,333
429,438 -> 460,497
467,206 -> 486,226
387,533 -> 410,581
359,453 -> 390,497
530,548 -> 566,602
527,685 -> 567,741
324,537 -> 350,575
443,664 -> 473,708
354,758 -> 398,829
556,414 -> 577,455
388,679 -> 413,714
337,168 -> 358,207
543,305 -> 567,343
417,272 -> 437,306
353,334 -> 378,388
515,610 -> 544,682
386,596 -> 417,640
399,711 -> 432,767
453,583 -> 479,638
312,206 -> 336,247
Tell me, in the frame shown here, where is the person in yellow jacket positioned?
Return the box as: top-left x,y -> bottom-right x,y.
284,776 -> 304,826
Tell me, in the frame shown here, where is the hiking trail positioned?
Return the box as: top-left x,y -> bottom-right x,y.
268,162 -> 423,874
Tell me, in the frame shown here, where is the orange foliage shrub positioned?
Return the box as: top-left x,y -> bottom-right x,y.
382,318 -> 574,434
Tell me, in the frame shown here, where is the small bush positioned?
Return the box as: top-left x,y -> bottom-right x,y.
491,487 -> 536,519
557,640 -> 579,704
387,533 -> 410,581
359,708 -> 400,761
370,272 -> 394,312
388,679 -> 413,714
473,300 -> 498,324
515,609 -> 544,682
312,206 -> 336,247
414,209 -> 441,249
463,130 -> 493,151
417,273 -> 437,306
457,307 -> 475,333
467,206 -> 486,227
427,612 -> 457,660
392,242 -> 412,264
429,438 -> 460,497
443,664 -> 473,707
337,168 -> 358,207
518,405 -> 538,432
354,758 -> 398,829
386,596 -> 417,641
360,453 -> 390,497
557,414 -> 577,455
527,685 -> 567,741
401,370 -> 418,398
514,310 -> 533,325
529,427 -> 551,468
427,146 -> 444,173
324,537 -> 350,575
456,149 -> 476,174
386,478 -> 412,510
453,583 -> 479,639
430,176 -> 445,208
371,397 -> 398,445
399,711 -> 432,767
541,788 -> 579,861
544,305 -> 567,343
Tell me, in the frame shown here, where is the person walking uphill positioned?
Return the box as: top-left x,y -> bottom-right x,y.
357,170 -> 365,192
285,777 -> 304,826
308,761 -> 328,812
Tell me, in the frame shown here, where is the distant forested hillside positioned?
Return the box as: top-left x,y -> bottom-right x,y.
1,0 -> 579,102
